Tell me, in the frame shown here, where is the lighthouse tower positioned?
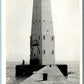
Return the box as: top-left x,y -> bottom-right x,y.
16,0 -> 68,78
30,0 -> 55,65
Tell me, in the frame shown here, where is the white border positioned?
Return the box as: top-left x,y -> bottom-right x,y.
1,0 -> 6,83
80,0 -> 82,84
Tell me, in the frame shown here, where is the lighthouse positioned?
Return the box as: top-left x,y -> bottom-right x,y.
16,0 -> 68,79
30,0 -> 55,65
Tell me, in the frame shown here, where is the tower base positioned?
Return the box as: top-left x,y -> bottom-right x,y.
16,64 -> 68,78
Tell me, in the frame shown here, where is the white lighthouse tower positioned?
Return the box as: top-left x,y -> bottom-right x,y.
30,0 -> 55,65
16,0 -> 68,80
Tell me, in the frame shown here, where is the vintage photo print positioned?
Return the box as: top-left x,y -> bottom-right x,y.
4,0 -> 82,84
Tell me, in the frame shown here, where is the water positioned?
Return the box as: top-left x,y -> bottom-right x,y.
6,61 -> 80,84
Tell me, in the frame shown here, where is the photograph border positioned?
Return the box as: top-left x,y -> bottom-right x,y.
0,0 -> 1,83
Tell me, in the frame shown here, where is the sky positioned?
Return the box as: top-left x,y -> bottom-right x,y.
6,0 -> 80,62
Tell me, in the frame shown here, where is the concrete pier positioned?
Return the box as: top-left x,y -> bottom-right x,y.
20,65 -> 68,84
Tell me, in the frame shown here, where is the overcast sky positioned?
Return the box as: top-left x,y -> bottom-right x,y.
6,0 -> 80,62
